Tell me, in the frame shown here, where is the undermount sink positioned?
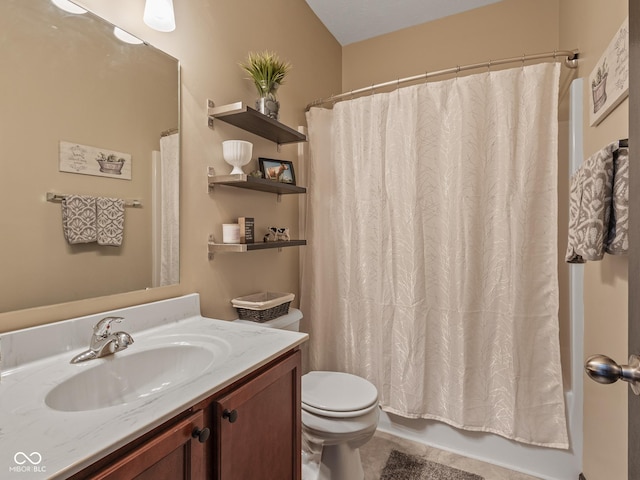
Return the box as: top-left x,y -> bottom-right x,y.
45,338 -> 229,412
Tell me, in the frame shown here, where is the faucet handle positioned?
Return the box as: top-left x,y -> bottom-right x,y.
93,316 -> 124,338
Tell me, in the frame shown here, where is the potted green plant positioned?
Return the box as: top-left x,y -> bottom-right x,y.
240,50 -> 291,120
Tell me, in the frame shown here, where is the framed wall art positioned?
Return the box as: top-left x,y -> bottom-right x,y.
59,141 -> 132,180
589,16 -> 628,126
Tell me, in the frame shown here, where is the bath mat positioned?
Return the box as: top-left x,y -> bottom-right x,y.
380,449 -> 484,480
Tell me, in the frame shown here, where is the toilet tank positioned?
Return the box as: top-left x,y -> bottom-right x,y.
234,308 -> 302,332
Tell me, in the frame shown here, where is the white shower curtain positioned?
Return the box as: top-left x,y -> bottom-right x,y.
158,132 -> 179,286
301,63 -> 568,448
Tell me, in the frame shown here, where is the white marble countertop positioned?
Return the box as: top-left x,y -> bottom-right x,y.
0,294 -> 307,479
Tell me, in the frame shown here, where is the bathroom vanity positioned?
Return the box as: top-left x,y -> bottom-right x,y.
71,349 -> 301,479
0,294 -> 307,479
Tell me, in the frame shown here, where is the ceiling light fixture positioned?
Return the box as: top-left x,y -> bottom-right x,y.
51,0 -> 87,14
143,0 -> 176,32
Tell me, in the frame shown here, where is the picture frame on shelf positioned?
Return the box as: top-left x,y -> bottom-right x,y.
259,158 -> 296,185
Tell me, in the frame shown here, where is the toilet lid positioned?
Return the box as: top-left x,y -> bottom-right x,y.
302,371 -> 378,412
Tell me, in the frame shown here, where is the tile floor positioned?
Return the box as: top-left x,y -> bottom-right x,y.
359,430 -> 543,479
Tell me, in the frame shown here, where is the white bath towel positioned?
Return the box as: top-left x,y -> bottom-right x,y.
565,141 -> 628,263
97,197 -> 125,246
62,195 -> 97,244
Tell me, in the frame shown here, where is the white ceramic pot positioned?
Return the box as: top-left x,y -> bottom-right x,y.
222,140 -> 253,175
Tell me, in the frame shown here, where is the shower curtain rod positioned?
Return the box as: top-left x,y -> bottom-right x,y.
305,49 -> 579,111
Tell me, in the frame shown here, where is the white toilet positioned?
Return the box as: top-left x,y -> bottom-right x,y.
235,309 -> 379,480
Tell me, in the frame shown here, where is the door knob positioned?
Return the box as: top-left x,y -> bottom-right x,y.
585,354 -> 640,395
223,409 -> 238,423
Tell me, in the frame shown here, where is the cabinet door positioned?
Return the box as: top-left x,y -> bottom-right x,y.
214,350 -> 302,480
88,410 -> 207,480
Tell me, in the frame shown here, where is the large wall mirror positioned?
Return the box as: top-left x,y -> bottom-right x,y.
0,0 -> 180,313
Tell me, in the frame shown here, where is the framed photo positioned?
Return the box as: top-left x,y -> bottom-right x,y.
258,158 -> 296,185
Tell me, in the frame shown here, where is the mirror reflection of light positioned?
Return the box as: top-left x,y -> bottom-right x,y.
51,0 -> 87,14
143,0 -> 176,32
113,27 -> 144,45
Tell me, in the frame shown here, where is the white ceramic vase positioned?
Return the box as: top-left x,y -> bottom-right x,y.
222,140 -> 253,175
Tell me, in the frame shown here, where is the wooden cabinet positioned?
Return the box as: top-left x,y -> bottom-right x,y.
72,349 -> 301,480
212,350 -> 301,480
71,411 -> 207,480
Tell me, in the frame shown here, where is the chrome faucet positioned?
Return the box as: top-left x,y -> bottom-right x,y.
70,316 -> 134,364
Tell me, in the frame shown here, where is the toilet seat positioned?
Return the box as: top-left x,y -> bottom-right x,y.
302,371 -> 378,418
302,400 -> 378,418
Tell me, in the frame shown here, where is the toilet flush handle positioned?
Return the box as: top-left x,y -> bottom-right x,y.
223,409 -> 238,423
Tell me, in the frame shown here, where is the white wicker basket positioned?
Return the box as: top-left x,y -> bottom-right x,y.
231,292 -> 295,322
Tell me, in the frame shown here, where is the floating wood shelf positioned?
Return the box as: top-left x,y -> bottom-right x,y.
207,101 -> 307,145
208,237 -> 306,258
208,170 -> 306,196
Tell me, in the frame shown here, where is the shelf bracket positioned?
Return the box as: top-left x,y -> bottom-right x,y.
207,166 -> 216,192
208,235 -> 215,260
207,99 -> 215,129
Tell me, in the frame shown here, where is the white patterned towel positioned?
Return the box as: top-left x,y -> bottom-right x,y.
62,195 -> 97,244
97,197 -> 125,246
606,145 -> 628,254
565,141 -> 628,263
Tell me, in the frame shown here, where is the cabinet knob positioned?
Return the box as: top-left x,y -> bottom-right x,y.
222,409 -> 238,423
192,427 -> 210,443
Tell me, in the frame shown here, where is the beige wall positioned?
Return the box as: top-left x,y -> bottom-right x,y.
342,0 -> 560,92
560,1 -> 629,479
0,0 -> 341,332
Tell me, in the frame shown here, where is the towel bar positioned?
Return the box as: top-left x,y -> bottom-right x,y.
46,192 -> 142,208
